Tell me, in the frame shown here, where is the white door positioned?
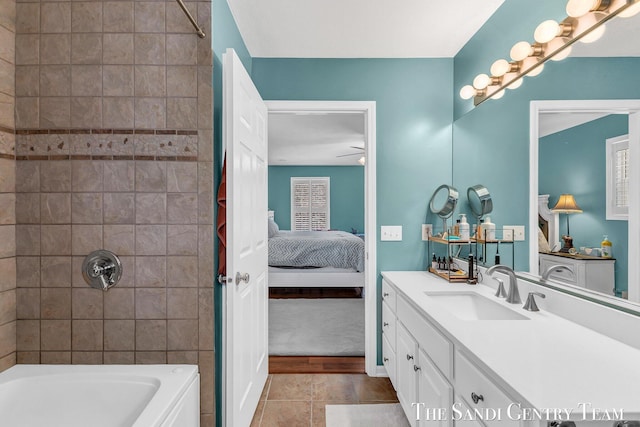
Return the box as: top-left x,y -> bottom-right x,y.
223,48 -> 269,427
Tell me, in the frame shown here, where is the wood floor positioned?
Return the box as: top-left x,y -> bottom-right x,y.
270,356 -> 365,374
269,287 -> 362,299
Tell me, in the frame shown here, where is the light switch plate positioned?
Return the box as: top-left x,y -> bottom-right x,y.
504,225 -> 525,241
381,225 -> 402,241
422,224 -> 433,241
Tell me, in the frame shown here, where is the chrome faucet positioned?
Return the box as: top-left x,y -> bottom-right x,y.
541,264 -> 574,282
486,265 -> 521,304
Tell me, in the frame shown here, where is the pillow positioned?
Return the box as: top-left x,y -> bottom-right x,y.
538,227 -> 551,253
268,218 -> 279,238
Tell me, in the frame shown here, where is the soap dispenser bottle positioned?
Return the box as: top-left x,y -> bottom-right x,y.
459,214 -> 470,240
482,216 -> 496,240
601,235 -> 613,258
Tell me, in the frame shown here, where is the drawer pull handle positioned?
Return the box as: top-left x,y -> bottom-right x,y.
406,354 -> 414,361
383,292 -> 390,297
383,357 -> 389,362
413,365 -> 421,372
383,322 -> 389,327
471,392 -> 484,404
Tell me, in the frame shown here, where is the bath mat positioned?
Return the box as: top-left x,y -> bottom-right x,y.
269,298 -> 364,356
325,403 -> 410,427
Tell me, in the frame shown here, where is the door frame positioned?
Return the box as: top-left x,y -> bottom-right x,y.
265,100 -> 378,375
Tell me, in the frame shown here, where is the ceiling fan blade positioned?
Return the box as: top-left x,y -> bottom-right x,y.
336,153 -> 364,158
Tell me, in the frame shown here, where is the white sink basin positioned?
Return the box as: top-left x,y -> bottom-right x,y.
424,291 -> 529,321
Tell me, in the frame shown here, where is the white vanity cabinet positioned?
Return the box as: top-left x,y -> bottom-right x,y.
382,278 -> 522,427
539,252 -> 615,295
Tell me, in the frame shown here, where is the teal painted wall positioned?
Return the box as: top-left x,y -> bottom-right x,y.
268,166 -> 365,233
539,114 -> 629,295
251,57 -> 454,363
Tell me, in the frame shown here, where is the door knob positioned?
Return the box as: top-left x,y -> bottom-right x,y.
235,272 -> 250,285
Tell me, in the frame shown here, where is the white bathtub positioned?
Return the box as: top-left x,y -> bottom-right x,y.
0,364 -> 200,427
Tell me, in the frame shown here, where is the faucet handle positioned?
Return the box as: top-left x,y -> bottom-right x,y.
494,278 -> 507,298
523,292 -> 546,312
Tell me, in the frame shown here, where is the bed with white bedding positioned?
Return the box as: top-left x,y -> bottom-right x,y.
268,230 -> 365,288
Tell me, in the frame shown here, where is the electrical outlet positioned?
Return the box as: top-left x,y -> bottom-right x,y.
381,225 -> 402,241
504,225 -> 525,241
422,224 -> 433,241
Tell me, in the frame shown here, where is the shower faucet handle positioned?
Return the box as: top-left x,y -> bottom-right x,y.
82,250 -> 123,291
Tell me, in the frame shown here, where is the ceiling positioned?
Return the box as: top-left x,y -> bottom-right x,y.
268,112 -> 366,166
227,0 -> 505,58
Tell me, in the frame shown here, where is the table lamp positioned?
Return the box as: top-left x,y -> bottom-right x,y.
552,194 -> 582,253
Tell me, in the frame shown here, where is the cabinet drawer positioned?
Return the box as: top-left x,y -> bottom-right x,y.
455,351 -> 521,427
397,296 -> 453,382
382,300 -> 396,349
382,279 -> 397,311
382,334 -> 397,389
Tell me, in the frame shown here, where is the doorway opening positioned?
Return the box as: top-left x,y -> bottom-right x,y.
265,101 -> 377,376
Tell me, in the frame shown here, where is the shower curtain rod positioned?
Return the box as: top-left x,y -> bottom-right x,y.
175,0 -> 206,38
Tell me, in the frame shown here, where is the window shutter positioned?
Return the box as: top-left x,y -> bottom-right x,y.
606,134 -> 629,220
291,177 -> 330,231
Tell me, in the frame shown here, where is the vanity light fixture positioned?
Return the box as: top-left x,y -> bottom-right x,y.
460,0 -> 640,106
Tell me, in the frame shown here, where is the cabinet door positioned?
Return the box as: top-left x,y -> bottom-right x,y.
382,333 -> 397,389
417,349 -> 453,427
397,322 -> 419,423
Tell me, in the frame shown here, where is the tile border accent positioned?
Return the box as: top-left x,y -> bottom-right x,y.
15,128 -> 200,161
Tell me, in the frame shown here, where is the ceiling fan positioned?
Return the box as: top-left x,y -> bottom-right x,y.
336,146 -> 365,158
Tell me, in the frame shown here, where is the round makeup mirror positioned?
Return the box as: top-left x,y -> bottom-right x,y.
467,184 -> 493,219
429,184 -> 459,219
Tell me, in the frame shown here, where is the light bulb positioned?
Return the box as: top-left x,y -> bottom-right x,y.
459,85 -> 476,100
492,89 -> 506,100
551,46 -> 572,61
534,20 -> 560,44
580,24 -> 606,43
473,74 -> 490,90
507,78 -> 523,90
566,0 -> 599,18
527,63 -> 545,77
510,41 -> 532,61
490,59 -> 511,77
358,156 -> 365,165
619,1 -> 640,17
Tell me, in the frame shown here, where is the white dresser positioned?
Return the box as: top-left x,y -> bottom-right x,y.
538,252 -> 615,295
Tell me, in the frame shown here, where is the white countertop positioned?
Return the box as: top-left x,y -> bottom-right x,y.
382,271 -> 640,418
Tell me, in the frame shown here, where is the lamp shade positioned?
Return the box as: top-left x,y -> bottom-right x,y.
552,194 -> 583,213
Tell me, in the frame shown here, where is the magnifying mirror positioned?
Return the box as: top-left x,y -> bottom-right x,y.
429,185 -> 459,235
467,184 -> 493,219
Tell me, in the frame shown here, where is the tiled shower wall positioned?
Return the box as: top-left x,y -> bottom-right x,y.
0,0 -> 17,373
11,0 -> 215,424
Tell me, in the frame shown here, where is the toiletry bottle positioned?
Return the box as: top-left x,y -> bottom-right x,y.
437,257 -> 442,270
601,235 -> 613,258
459,214 -> 470,240
431,253 -> 437,270
448,256 -> 453,271
482,216 -> 496,240
453,220 -> 460,237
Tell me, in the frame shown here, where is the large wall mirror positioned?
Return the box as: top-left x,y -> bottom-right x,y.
452,9 -> 640,314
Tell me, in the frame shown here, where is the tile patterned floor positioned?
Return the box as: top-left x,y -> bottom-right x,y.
250,373 -> 399,426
